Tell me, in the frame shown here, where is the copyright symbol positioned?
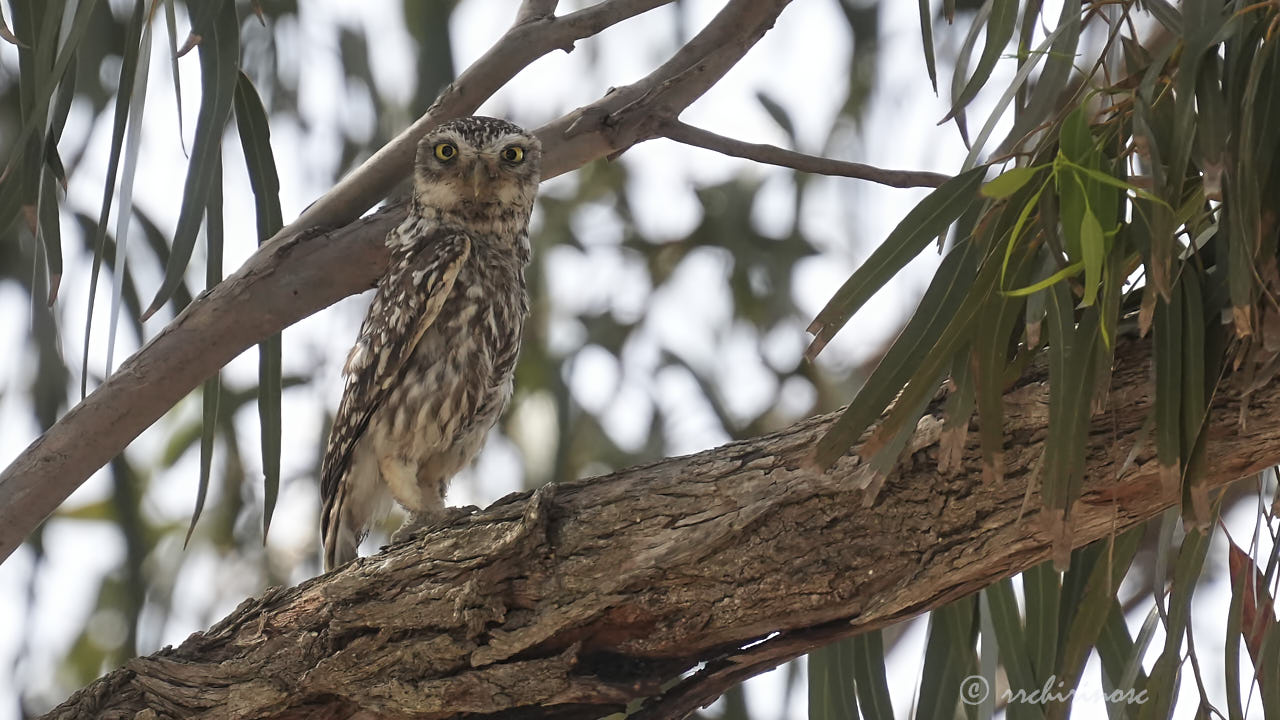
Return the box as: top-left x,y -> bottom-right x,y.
960,675 -> 990,705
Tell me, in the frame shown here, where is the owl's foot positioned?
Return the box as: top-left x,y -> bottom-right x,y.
390,506 -> 479,544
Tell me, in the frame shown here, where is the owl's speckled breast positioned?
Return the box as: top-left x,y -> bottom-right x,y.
361,229 -> 528,514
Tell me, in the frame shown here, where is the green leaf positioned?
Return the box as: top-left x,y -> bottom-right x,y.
943,0 -> 1018,123
1022,560 -> 1060,687
916,596 -> 977,720
755,90 -> 797,145
981,165 -> 1041,199
164,0 -> 186,152
807,166 -> 986,360
1042,288 -> 1100,567
187,375 -> 219,548
1224,564 -> 1246,720
233,70 -> 285,539
973,241 -> 1034,482
1258,618 -> 1280,718
0,1 -> 22,46
998,0 -> 1080,156
1153,285 -> 1183,499
917,0 -> 937,93
813,235 -> 982,468
103,2 -> 154,378
1138,518 -> 1218,720
143,0 -> 239,320
963,15 -> 1081,171
1045,529 -> 1141,720
985,580 -> 1044,720
1002,260 -> 1084,297
36,165 -> 60,305
1078,206 -> 1103,307
808,637 -> 858,720
188,155 -> 224,548
851,631 -> 895,720
81,0 -> 145,398
2,0 -> 98,183
1178,271 -> 1211,530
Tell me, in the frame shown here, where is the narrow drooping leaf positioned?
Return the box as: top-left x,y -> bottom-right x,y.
808,637 -> 858,720
36,165 -> 61,305
1226,537 -> 1278,702
978,593 -> 997,720
1225,562 -> 1247,720
177,0 -> 229,56
1139,517 -> 1218,720
939,346 -> 975,473
850,631 -> 894,720
755,90 -> 797,145
1041,285 -> 1100,567
974,232 -> 1036,483
1259,622 -> 1280,719
807,167 -> 986,360
813,235 -> 983,469
233,70 -> 285,539
1178,271 -> 1211,529
1153,283 -> 1184,498
916,0 -> 937,93
80,0 -> 145,398
143,0 -> 239,320
999,0 -> 1080,155
1095,599 -> 1144,720
104,2 -> 153,376
0,1 -> 22,46
2,0 -> 98,183
916,597 -> 977,720
188,155 -> 223,547
944,0 -> 989,146
1023,560 -> 1059,687
963,16 -> 1081,170
164,0 -> 186,152
943,0 -> 1018,123
188,374 -> 219,549
985,579 -> 1044,720
1046,529 -> 1142,720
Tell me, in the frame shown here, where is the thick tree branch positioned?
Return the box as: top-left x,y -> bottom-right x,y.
0,0 -> 795,563
43,338 -> 1276,719
661,120 -> 953,188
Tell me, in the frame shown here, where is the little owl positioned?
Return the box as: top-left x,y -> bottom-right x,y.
321,116 -> 541,571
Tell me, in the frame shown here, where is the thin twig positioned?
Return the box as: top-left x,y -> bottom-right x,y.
661,120 -> 952,189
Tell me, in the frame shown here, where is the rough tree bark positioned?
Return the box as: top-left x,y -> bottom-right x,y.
43,337 -> 1274,719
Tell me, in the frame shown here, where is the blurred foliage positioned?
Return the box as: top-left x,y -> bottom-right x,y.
3,1 -> 1280,720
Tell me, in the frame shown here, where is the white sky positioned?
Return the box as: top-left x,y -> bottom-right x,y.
1,0 -> 1277,718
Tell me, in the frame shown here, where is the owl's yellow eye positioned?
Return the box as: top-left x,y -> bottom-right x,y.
434,142 -> 457,162
501,145 -> 525,163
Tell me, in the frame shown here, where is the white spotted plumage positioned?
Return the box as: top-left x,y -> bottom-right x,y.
320,117 -> 541,571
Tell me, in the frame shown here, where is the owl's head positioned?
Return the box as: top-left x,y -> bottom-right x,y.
413,117 -> 542,220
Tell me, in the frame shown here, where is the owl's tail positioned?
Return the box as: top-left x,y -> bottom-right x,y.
322,483 -> 362,572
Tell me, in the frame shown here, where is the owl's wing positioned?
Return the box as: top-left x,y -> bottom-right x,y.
320,228 -> 471,568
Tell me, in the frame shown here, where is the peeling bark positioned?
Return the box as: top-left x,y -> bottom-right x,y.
44,340 -> 1274,720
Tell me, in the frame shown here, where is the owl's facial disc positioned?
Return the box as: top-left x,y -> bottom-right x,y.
413,125 -> 539,217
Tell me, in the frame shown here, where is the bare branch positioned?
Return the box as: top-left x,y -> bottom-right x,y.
292,0 -> 676,233
516,0 -> 559,25
0,0 -> 797,562
42,338 -> 1275,719
661,120 -> 953,189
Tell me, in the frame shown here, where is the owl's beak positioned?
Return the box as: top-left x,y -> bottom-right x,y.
470,163 -> 485,199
